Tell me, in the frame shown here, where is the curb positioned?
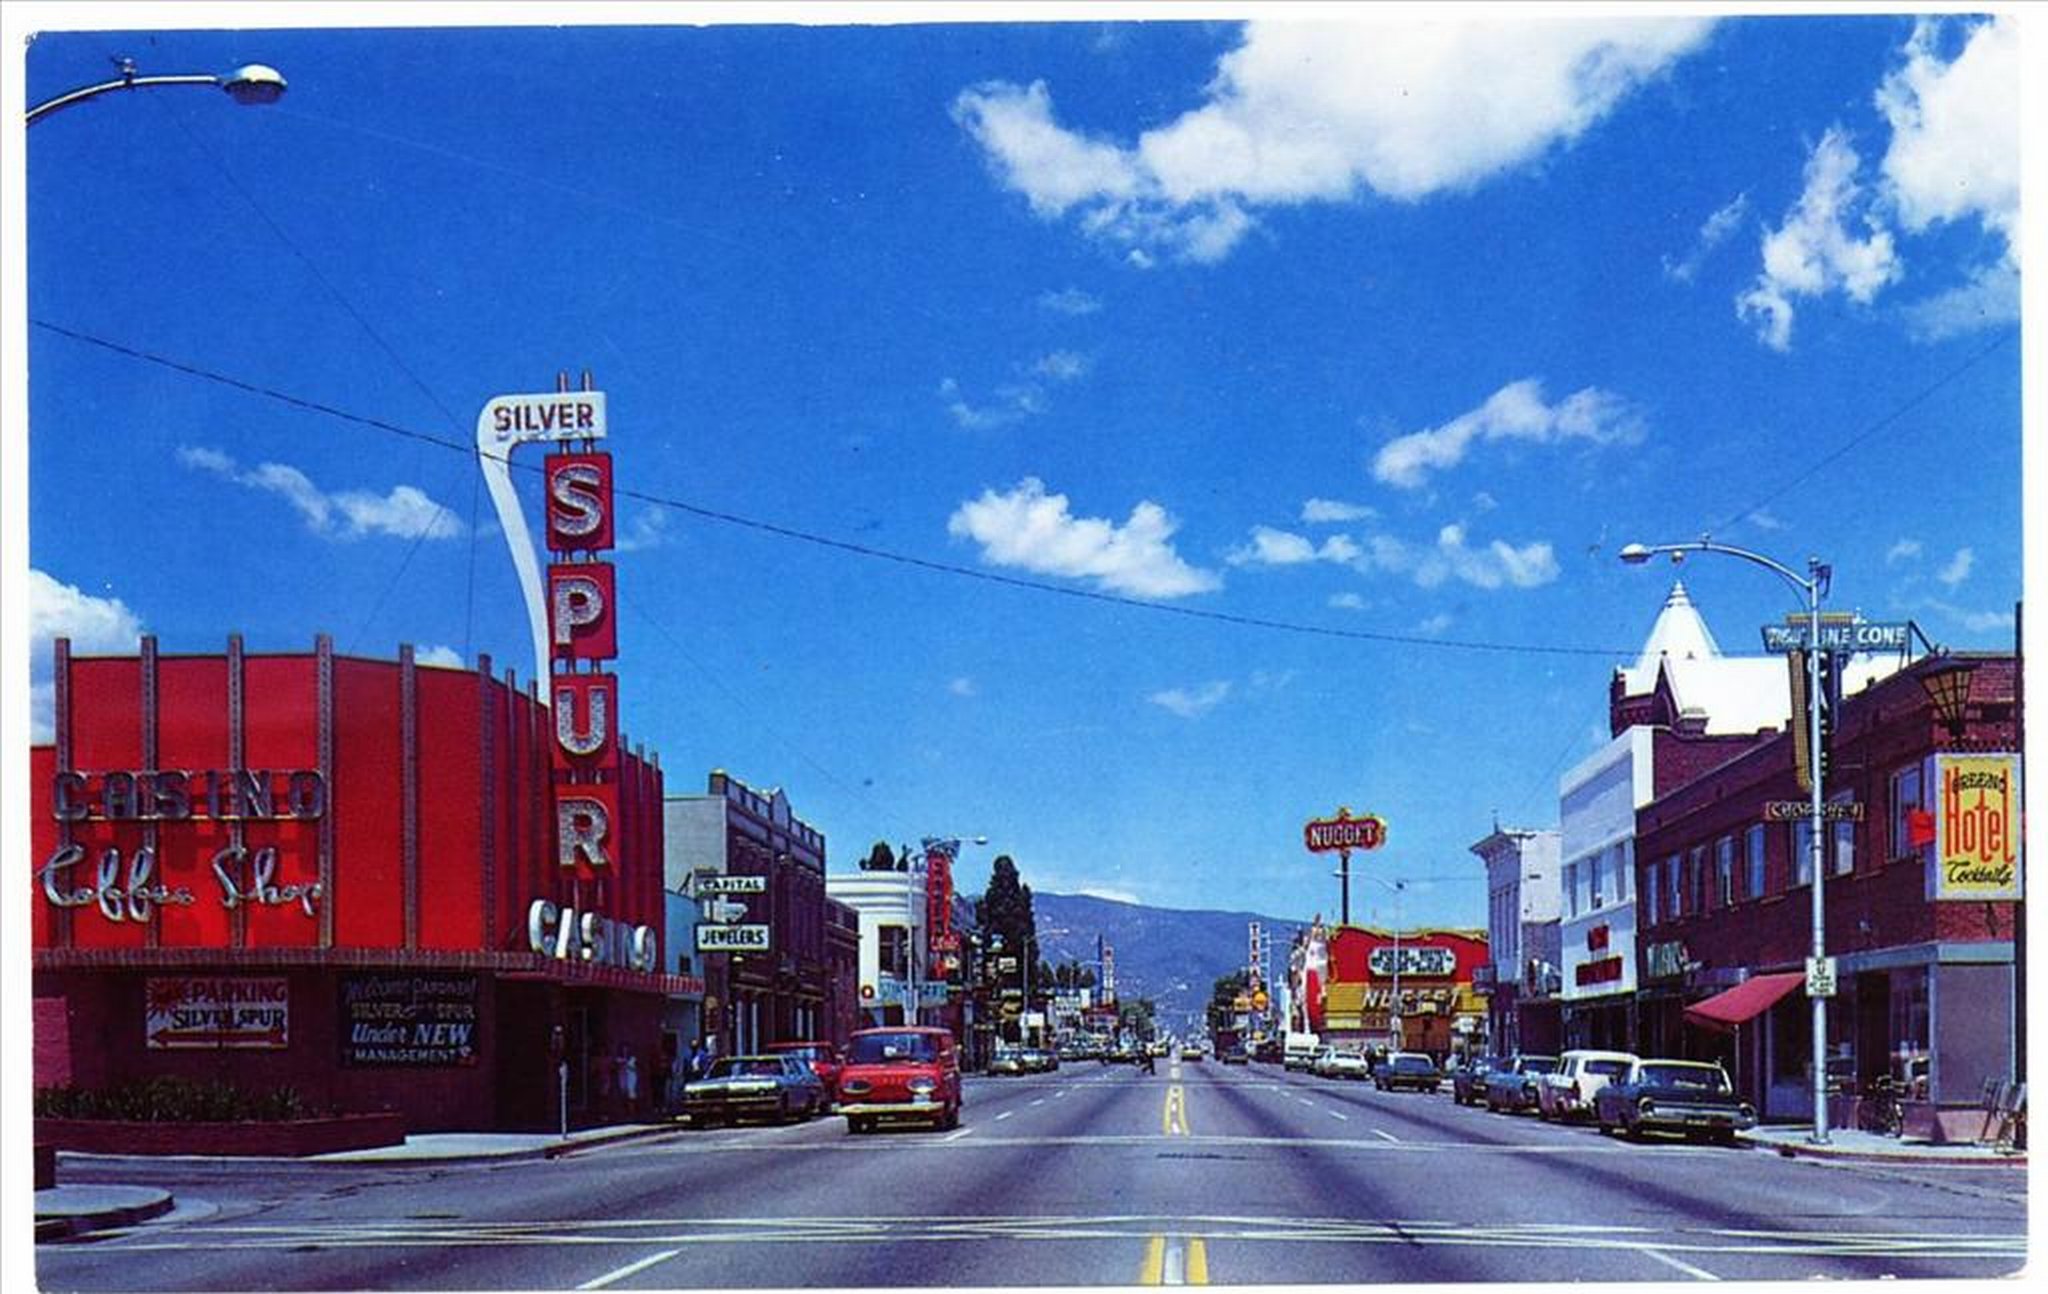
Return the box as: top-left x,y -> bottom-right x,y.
35,1189 -> 176,1242
1752,1138 -> 2026,1168
56,1123 -> 688,1170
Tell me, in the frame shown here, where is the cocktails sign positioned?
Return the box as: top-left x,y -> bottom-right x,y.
1932,753 -> 2022,900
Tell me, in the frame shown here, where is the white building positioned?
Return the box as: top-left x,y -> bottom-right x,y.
1469,822 -> 1561,1055
825,869 -> 934,1027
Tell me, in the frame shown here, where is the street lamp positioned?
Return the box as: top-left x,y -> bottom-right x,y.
28,58 -> 288,125
1621,537 -> 1833,1144
1363,875 -> 1406,1052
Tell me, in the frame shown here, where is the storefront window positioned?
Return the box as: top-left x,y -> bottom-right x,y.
1792,819 -> 1814,887
878,924 -> 910,978
1888,967 -> 1930,1091
1745,824 -> 1766,900
1889,761 -> 1930,864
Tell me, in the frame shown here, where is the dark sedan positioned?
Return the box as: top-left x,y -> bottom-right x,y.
1451,1056 -> 1506,1106
1372,1052 -> 1443,1092
1482,1054 -> 1559,1113
1594,1059 -> 1756,1144
683,1055 -> 827,1126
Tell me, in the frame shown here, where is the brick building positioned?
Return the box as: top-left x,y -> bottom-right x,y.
1634,652 -> 2020,1128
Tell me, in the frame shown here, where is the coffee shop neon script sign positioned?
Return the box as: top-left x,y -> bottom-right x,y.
42,765 -> 327,925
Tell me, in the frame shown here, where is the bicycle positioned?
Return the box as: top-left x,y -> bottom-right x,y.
1857,1076 -> 1906,1136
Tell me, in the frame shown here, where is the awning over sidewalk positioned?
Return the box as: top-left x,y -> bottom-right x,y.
1682,972 -> 1805,1032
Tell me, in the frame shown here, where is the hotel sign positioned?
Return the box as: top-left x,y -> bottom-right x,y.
1933,753 -> 2022,900
1304,807 -> 1387,853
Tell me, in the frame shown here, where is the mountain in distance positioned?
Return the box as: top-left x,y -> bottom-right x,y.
1028,891 -> 1305,1030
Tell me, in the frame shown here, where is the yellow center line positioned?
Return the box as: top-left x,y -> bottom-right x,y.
1140,1234 -> 1166,1284
1161,1084 -> 1189,1136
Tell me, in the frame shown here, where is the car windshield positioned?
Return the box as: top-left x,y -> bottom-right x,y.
1640,1063 -> 1730,1091
1519,1057 -> 1559,1074
849,1033 -> 939,1064
708,1058 -> 785,1079
1393,1056 -> 1432,1071
774,1045 -> 827,1062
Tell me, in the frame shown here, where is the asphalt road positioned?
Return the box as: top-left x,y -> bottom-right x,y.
38,1058 -> 2029,1289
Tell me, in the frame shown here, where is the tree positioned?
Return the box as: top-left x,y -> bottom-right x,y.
974,855 -> 1041,1003
1207,970 -> 1249,1033
860,841 -> 897,872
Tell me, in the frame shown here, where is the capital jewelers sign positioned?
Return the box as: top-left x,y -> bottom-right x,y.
1932,753 -> 2022,900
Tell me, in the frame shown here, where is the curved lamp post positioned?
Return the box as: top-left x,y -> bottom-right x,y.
1621,537 -> 1833,1145
28,58 -> 286,125
1362,874 -> 1407,1052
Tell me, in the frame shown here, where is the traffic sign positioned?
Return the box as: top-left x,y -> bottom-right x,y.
1761,620 -> 1912,653
1764,801 -> 1864,822
1806,956 -> 1837,999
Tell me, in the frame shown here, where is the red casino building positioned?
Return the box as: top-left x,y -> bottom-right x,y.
31,389 -> 689,1133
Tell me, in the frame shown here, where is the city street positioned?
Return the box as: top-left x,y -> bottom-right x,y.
39,1059 -> 2027,1289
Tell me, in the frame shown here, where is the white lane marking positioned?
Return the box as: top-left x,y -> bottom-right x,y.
1372,1129 -> 1399,1143
578,1247 -> 680,1290
1639,1247 -> 1721,1281
1030,1098 -> 1046,1106
942,1127 -> 972,1142
1326,1109 -> 1349,1121
1295,1097 -> 1316,1107
1053,1090 -> 1068,1099
995,1110 -> 1014,1121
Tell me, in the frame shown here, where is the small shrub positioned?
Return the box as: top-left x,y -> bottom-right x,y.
35,1078 -> 317,1123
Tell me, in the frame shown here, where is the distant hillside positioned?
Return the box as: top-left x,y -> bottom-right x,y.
1028,892 -> 1304,1029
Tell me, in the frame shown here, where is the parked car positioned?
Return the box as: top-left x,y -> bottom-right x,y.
1020,1046 -> 1059,1073
1483,1054 -> 1559,1113
1538,1049 -> 1639,1123
837,1026 -> 963,1133
766,1040 -> 845,1107
1594,1059 -> 1755,1143
1313,1047 -> 1372,1080
682,1054 -> 826,1126
988,1045 -> 1026,1076
1220,1046 -> 1250,1065
1372,1052 -> 1443,1092
1283,1032 -> 1322,1071
1452,1056 -> 1506,1107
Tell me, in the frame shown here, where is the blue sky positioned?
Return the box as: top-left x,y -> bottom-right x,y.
11,7 -> 2032,933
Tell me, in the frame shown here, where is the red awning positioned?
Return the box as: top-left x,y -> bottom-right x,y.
1682,972 -> 1805,1032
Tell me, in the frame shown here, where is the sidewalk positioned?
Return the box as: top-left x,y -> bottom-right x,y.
37,1121 -> 683,1241
1741,1122 -> 2026,1166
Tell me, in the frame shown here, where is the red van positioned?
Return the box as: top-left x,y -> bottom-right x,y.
835,1026 -> 961,1133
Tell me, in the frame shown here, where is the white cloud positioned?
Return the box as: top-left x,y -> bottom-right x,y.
1876,17 -> 2018,258
1301,498 -> 1375,524
1033,350 -> 1091,381
178,445 -> 461,541
1747,509 -> 1785,532
414,644 -> 465,669
1372,378 -> 1642,489
1663,192 -> 1749,283
1227,525 -> 1363,568
1901,260 -> 2020,341
1915,597 -> 2014,636
1038,286 -> 1102,315
956,18 -> 1713,263
948,477 -> 1221,599
29,570 -> 145,742
1148,680 -> 1231,718
1417,612 -> 1454,635
1887,538 -> 1923,564
948,676 -> 978,698
1937,547 -> 1975,588
1737,128 -> 1900,352
613,508 -> 671,553
1328,592 -> 1366,611
1075,885 -> 1144,905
